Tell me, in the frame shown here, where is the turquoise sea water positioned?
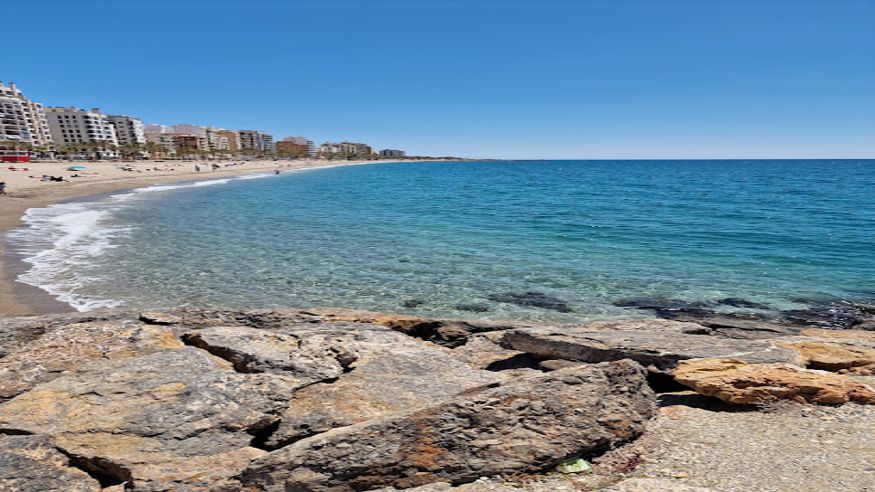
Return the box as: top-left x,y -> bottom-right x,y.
6,160 -> 875,322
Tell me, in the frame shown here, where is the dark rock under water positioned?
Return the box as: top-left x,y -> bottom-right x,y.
487,291 -> 573,313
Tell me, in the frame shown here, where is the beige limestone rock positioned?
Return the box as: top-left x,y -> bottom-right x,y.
0,320 -> 182,400
779,341 -> 875,375
673,358 -> 875,405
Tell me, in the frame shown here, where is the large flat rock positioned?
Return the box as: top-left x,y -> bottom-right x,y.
0,320 -> 182,400
673,358 -> 875,405
267,344 -> 503,447
239,360 -> 656,491
0,347 -> 294,491
497,325 -> 804,373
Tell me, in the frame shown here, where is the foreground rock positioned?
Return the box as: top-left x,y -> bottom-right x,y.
673,358 -> 875,405
300,307 -> 533,347
181,324 -> 357,379
262,325 -> 503,446
0,435 -> 101,491
2,307 -> 874,491
239,360 -> 655,491
0,320 -> 182,400
0,347 -> 294,490
779,341 -> 875,375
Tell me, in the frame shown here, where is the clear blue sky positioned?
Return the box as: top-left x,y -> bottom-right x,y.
7,0 -> 875,158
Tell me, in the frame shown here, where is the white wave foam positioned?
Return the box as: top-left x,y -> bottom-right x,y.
7,200 -> 130,311
4,168 -> 311,311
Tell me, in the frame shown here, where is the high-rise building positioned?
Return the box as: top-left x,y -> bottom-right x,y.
44,107 -> 119,158
319,141 -> 372,157
379,149 -> 406,158
107,115 -> 147,147
0,81 -> 53,147
238,130 -> 274,154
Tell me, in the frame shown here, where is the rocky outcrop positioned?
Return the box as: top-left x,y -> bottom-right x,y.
673,358 -> 875,405
496,324 -> 803,374
2,307 -> 873,491
181,324 -> 356,379
239,360 -> 655,491
0,434 -> 102,491
265,328 -> 503,447
0,347 -> 293,491
299,307 -> 533,347
0,320 -> 182,400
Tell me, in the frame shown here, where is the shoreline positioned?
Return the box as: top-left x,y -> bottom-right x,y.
0,158 -> 408,316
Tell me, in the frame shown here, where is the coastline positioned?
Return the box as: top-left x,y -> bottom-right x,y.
0,158 -> 406,316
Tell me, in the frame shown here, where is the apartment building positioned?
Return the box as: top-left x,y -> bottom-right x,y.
0,81 -> 53,147
379,149 -> 406,158
276,136 -> 314,158
239,130 -> 275,154
44,107 -> 119,158
319,141 -> 372,156
107,115 -> 147,147
216,130 -> 241,153
145,132 -> 177,157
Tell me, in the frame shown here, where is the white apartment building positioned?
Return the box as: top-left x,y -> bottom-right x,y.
206,127 -> 230,152
319,141 -> 372,156
0,81 -> 53,147
45,107 -> 119,158
107,115 -> 147,147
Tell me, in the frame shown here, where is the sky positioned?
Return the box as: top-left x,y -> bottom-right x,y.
6,0 -> 875,159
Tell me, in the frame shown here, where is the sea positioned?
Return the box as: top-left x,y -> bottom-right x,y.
4,159 -> 874,323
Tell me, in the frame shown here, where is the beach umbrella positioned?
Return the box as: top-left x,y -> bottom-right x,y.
67,165 -> 87,170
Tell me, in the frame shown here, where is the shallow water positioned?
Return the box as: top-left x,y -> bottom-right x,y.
6,160 -> 875,322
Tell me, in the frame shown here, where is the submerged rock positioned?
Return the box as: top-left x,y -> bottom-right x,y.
487,292 -> 573,313
456,303 -> 490,313
239,360 -> 656,491
716,298 -> 771,310
673,358 -> 875,405
781,302 -> 873,329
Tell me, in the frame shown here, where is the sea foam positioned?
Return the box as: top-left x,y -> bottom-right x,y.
5,172 -> 277,311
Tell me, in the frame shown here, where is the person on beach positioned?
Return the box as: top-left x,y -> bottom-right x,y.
195,164 -> 200,172
0,180 -> 6,195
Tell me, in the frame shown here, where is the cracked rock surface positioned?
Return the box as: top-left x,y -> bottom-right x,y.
0,308 -> 873,491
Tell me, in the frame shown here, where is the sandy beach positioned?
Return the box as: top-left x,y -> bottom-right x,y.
0,158 -> 395,316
